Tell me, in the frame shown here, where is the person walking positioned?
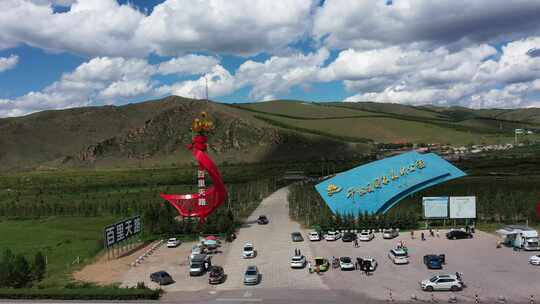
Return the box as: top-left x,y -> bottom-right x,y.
436,229 -> 440,238
410,230 -> 415,239
421,232 -> 425,241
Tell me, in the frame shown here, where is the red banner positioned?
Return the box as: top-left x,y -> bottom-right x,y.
160,135 -> 227,221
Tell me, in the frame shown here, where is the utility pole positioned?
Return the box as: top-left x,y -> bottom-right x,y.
205,76 -> 209,103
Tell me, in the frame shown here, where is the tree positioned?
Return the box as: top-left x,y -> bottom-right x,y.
0,248 -> 15,287
12,254 -> 32,288
32,251 -> 46,282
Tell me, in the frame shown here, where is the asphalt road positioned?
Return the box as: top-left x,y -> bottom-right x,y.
0,289 -> 387,304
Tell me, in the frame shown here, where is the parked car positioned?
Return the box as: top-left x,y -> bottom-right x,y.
423,254 -> 443,269
290,255 -> 306,269
208,266 -> 226,284
529,254 -> 540,265
358,230 -> 375,241
310,257 -> 330,272
291,232 -> 304,242
342,232 -> 357,242
388,248 -> 409,264
357,257 -> 378,272
325,231 -> 341,241
243,265 -> 260,285
446,230 -> 473,240
167,238 -> 181,248
190,245 -> 204,260
309,231 -> 321,241
420,274 -> 463,292
339,256 -> 355,271
189,254 -> 211,276
242,242 -> 255,259
382,228 -> 399,239
150,271 -> 174,285
257,215 -> 269,225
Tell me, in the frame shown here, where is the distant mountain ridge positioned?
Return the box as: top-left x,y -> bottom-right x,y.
0,96 -> 538,171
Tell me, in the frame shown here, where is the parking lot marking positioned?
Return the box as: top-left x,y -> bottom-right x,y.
216,298 -> 262,302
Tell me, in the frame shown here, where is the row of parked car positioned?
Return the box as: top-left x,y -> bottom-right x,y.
301,229 -> 399,242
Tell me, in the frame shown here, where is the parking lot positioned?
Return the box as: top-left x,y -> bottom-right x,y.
120,187 -> 539,303
308,229 -> 539,303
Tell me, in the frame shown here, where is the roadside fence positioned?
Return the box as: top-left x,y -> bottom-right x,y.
130,240 -> 163,267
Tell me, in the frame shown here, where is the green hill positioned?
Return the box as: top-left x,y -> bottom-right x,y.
0,96 -> 538,171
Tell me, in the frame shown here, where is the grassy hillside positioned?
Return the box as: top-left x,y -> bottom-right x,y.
0,95 -> 538,171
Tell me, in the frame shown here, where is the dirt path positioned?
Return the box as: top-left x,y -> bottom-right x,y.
73,242 -> 158,285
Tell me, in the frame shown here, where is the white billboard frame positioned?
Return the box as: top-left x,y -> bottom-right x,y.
422,197 -> 449,219
449,196 -> 476,219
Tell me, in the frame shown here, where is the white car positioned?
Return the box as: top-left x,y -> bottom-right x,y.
290,255 -> 307,268
242,242 -> 255,259
388,248 -> 409,264
529,254 -> 540,265
420,274 -> 463,292
382,229 -> 399,239
189,245 -> 203,260
358,230 -> 375,241
325,231 -> 341,241
167,238 -> 181,248
339,257 -> 355,271
309,231 -> 321,241
359,257 -> 378,271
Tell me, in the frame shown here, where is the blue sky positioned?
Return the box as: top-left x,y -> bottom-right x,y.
0,0 -> 539,117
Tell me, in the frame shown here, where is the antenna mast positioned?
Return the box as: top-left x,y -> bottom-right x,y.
205,76 -> 209,103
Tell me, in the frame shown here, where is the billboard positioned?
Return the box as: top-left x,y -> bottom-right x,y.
315,151 -> 466,215
423,197 -> 449,218
449,196 -> 476,219
103,215 -> 142,248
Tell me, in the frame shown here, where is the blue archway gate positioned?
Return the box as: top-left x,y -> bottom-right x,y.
315,151 -> 466,215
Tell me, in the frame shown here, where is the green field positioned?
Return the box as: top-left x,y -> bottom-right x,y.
0,216 -> 118,287
254,113 -> 514,144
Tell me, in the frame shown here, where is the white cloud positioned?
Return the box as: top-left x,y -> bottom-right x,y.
0,57 -> 156,117
158,55 -> 220,75
339,37 -> 540,108
236,48 -> 329,99
136,0 -> 315,56
0,55 -> 19,72
0,0 -> 147,57
313,0 -> 540,50
155,65 -> 236,99
0,0 -> 315,57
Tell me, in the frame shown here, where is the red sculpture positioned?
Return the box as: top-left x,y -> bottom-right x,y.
160,112 -> 227,221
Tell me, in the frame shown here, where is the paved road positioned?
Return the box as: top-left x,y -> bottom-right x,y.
0,289 -> 387,304
213,187 -> 326,290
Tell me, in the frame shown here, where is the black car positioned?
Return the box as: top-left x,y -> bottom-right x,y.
257,215 -> 269,225
208,266 -> 226,284
291,232 -> 304,242
150,271 -> 174,285
446,230 -> 473,240
342,232 -> 357,242
423,255 -> 443,269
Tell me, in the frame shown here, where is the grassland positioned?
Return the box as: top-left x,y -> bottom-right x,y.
253,113 -> 514,144
0,216 -> 118,287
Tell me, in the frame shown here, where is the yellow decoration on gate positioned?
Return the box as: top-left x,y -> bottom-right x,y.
327,184 -> 342,196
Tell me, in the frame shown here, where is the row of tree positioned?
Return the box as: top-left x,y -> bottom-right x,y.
142,178 -> 281,237
288,182 -> 420,230
288,176 -> 540,229
0,249 -> 46,288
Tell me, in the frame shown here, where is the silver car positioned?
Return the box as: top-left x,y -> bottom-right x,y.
243,265 -> 260,285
